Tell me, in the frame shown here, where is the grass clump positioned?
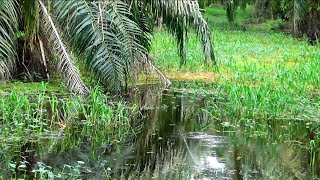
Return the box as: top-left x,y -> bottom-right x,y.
0,83 -> 137,179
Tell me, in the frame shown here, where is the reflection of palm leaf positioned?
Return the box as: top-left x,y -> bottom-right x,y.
0,0 -> 19,79
39,0 -> 89,95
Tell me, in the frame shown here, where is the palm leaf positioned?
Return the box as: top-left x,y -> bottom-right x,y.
53,0 -> 148,91
128,0 -> 216,66
283,0 -> 306,35
0,0 -> 19,79
158,0 -> 215,65
39,0 -> 89,95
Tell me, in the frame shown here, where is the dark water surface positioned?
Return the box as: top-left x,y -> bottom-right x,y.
4,83 -> 318,179
108,83 -> 319,180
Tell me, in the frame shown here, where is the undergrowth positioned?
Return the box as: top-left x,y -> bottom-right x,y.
0,84 -> 137,179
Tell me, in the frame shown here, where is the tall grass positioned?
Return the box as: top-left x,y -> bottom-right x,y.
0,83 -> 137,179
151,5 -> 320,177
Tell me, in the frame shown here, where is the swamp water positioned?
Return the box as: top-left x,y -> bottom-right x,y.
109,83 -> 320,180
1,82 -> 319,179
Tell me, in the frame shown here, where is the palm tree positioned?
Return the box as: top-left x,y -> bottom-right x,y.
282,0 -> 306,36
226,0 -> 238,22
0,0 -> 215,95
282,0 -> 320,40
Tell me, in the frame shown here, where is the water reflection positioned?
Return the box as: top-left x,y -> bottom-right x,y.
2,83 -> 319,179
112,83 -> 319,180
113,84 -> 237,179
186,133 -> 229,179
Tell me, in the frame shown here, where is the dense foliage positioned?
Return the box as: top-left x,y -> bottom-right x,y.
199,0 -> 320,40
1,2 -> 320,179
0,0 -> 215,94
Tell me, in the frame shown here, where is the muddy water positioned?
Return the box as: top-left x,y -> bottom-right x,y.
108,83 -> 319,180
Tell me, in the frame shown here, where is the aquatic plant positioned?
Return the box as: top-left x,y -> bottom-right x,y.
150,6 -> 320,178
0,83 -> 137,178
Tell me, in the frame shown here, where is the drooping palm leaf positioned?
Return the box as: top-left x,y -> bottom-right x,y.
39,0 -> 89,95
127,1 -> 153,53
159,0 -> 215,65
127,0 -> 216,66
0,0 -> 215,94
53,0 -> 148,91
94,1 -> 148,76
0,0 -> 19,79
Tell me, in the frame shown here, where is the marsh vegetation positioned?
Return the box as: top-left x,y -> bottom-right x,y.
0,0 -> 320,179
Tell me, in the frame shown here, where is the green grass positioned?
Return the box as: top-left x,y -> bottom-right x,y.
0,81 -> 66,94
151,6 -> 320,176
151,6 -> 320,96
205,4 -> 253,25
1,5 -> 320,179
151,6 -> 320,123
0,84 -> 137,179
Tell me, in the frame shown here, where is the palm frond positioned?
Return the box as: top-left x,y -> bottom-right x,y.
126,1 -> 153,52
283,0 -> 306,35
292,0 -> 305,35
53,0 -> 148,91
20,0 -> 39,42
162,0 -> 215,65
132,0 -> 216,66
0,0 -> 19,79
39,0 -> 89,95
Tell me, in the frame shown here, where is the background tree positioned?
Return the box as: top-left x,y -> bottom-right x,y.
282,0 -> 305,36
199,0 -> 209,8
202,0 -> 319,40
226,0 -> 239,22
282,0 -> 320,40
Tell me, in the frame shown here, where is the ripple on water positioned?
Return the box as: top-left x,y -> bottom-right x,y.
185,132 -> 229,179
